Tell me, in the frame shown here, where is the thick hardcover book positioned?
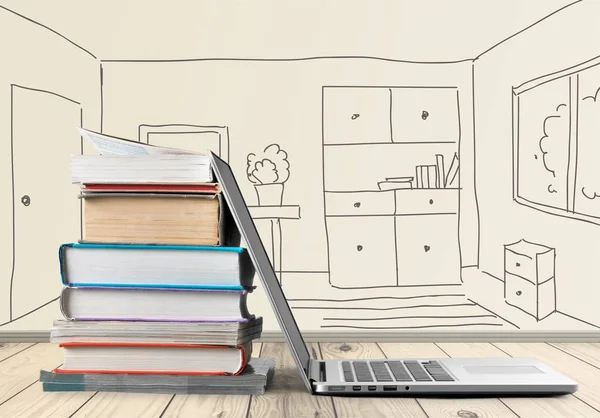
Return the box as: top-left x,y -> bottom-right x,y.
40,357 -> 275,395
50,317 -> 263,345
58,243 -> 255,289
54,341 -> 252,376
79,192 -> 240,246
70,154 -> 213,184
59,287 -> 252,322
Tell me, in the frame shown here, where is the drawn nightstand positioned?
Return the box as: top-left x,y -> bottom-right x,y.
504,239 -> 556,320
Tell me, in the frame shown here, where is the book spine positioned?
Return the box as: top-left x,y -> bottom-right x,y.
435,154 -> 446,188
58,243 -> 74,285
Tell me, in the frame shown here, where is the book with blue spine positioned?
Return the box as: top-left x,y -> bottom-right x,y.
58,242 -> 255,290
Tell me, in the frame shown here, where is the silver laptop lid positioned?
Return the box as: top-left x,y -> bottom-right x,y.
209,152 -> 313,391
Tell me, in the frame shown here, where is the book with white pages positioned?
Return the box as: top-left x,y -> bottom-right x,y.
58,243 -> 255,289
50,318 -> 263,346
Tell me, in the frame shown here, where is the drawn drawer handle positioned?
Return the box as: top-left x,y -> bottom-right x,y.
21,195 -> 31,206
516,262 -> 521,267
354,202 -> 361,208
421,110 -> 429,120
424,245 -> 431,252
351,113 -> 360,120
429,199 -> 434,205
516,290 -> 522,296
357,245 -> 363,252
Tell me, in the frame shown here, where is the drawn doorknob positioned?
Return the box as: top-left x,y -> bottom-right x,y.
356,245 -> 363,251
354,202 -> 361,208
516,290 -> 522,296
21,195 -> 31,206
421,110 -> 429,120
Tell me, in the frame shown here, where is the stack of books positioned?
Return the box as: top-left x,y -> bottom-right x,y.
41,129 -> 273,395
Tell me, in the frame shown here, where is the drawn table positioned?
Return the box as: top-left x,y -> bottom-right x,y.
248,205 -> 301,285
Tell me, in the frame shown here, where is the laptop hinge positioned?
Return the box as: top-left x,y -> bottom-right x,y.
309,360 -> 326,382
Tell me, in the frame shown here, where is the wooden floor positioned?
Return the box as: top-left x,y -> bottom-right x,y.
1,342 -> 600,417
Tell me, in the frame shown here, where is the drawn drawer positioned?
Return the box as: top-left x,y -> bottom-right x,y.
504,249 -> 536,281
323,87 -> 391,145
325,191 -> 395,216
326,216 -> 397,288
505,272 -> 536,316
395,215 -> 461,285
391,87 -> 459,143
394,189 -> 458,215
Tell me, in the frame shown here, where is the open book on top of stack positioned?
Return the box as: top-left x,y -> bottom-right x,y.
42,128 -> 273,395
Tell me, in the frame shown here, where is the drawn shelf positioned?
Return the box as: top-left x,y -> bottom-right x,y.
322,85 -> 462,289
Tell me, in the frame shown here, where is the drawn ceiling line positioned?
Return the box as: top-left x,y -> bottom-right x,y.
0,5 -> 97,59
100,56 -> 476,65
474,0 -> 584,61
514,54 -> 600,94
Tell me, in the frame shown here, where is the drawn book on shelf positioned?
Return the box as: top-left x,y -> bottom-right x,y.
50,317 -> 263,345
53,341 -> 252,375
40,357 -> 275,395
59,287 -> 254,322
78,191 -> 240,246
414,152 -> 459,189
58,243 -> 255,289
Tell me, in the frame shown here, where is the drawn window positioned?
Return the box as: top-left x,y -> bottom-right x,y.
513,60 -> 600,223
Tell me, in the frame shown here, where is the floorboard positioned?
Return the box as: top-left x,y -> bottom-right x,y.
0,343 -> 62,405
0,343 -> 36,362
0,343 -> 599,417
248,342 -> 335,418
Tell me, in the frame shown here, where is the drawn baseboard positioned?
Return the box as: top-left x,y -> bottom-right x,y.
2,331 -> 600,343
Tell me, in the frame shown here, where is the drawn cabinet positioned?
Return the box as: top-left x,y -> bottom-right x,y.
390,87 -> 459,143
395,214 -> 460,285
322,85 -> 462,288
323,87 -> 391,145
326,216 -> 397,287
504,239 -> 556,320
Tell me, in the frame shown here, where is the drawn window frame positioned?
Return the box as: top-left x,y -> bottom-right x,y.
512,56 -> 600,225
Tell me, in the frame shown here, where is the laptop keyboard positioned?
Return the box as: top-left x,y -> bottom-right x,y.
341,360 -> 454,383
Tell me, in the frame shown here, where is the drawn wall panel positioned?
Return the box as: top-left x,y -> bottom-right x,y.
0,6 -> 100,328
1,0 -> 599,333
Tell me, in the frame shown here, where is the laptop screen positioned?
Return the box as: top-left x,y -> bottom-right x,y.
210,152 -> 313,389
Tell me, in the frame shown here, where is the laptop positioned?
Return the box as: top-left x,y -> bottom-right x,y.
209,152 -> 578,396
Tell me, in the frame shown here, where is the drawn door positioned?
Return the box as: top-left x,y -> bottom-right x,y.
9,86 -> 81,322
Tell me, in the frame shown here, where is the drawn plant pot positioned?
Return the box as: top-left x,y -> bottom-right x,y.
254,183 -> 284,206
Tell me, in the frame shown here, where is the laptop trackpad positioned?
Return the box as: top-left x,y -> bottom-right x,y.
463,365 -> 544,375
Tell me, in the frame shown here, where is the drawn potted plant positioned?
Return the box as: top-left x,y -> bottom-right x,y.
246,144 -> 290,206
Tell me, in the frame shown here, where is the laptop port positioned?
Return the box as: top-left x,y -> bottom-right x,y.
383,385 -> 397,391
405,386 -> 410,391
367,386 -> 376,391
352,386 -> 361,391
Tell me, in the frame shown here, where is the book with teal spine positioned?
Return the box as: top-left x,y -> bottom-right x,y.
58,242 -> 255,290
